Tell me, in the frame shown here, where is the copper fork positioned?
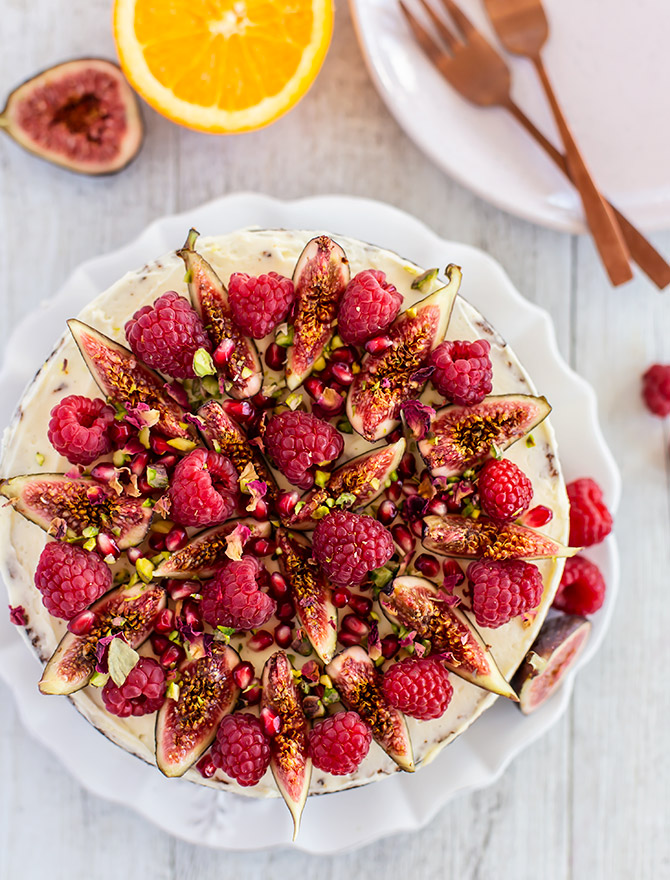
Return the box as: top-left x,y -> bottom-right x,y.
399,0 -> 670,289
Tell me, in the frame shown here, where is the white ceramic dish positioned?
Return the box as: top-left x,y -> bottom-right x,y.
349,0 -> 670,233
0,193 -> 620,852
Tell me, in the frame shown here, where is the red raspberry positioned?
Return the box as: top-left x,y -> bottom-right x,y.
312,510 -> 394,586
553,556 -> 606,616
567,478 -> 613,547
382,657 -> 453,721
642,364 -> 670,416
308,711 -> 372,775
125,291 -> 211,379
169,448 -> 238,527
429,339 -> 493,406
478,458 -> 533,523
47,395 -> 115,466
264,410 -> 344,490
34,541 -> 111,620
467,558 -> 543,628
101,657 -> 166,718
210,713 -> 271,786
201,556 -> 276,630
228,272 -> 295,339
338,270 -> 403,346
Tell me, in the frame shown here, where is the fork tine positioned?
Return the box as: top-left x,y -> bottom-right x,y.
417,0 -> 461,52
399,2 -> 451,70
439,0 -> 477,39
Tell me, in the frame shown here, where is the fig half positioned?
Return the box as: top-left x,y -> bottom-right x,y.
422,514 -> 577,560
347,265 -> 462,441
1,59 -> 143,175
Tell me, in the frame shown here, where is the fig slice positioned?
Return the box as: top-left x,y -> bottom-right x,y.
0,59 -> 143,176
68,319 -> 192,440
178,229 -> 262,399
422,514 -> 578,560
276,529 -> 338,663
379,576 -> 517,700
418,394 -> 552,478
327,647 -> 414,771
347,265 -> 462,441
156,641 -> 240,777
285,236 -> 350,391
261,651 -> 312,839
153,517 -> 271,579
0,473 -> 153,548
512,614 -> 591,714
282,438 -> 406,529
39,583 -> 166,695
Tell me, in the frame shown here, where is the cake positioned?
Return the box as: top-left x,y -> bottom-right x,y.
0,228 -> 574,837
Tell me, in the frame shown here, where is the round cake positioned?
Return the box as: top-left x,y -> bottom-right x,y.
0,228 -> 572,835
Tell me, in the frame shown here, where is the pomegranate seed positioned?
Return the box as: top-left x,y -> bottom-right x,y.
268,572 -> 289,600
401,482 -> 419,498
384,426 -> 404,444
149,435 -> 172,456
317,387 -> 345,416
166,579 -> 199,600
154,608 -> 174,634
96,532 -> 120,559
222,399 -> 256,424
160,644 -> 183,668
274,623 -> 293,648
386,481 -> 402,502
233,661 -> 255,691
277,490 -> 300,520
331,362 -> 354,386
381,634 -> 400,659
149,532 -> 166,551
414,553 -> 440,578
150,633 -> 170,655
124,437 -> 146,455
251,499 -> 270,522
130,451 -> 149,477
260,706 -> 282,738
330,346 -> 357,364
247,630 -> 274,651
243,679 -> 262,705
318,364 -> 334,382
377,499 -> 398,526
520,505 -> 554,528
338,629 -> 363,647
276,600 -> 296,622
252,391 -> 274,410
304,376 -> 325,401
90,463 -> 118,483
110,422 -> 132,447
442,559 -> 465,588
213,338 -> 235,366
392,523 -> 416,556
155,453 -> 178,470
332,587 -> 351,608
165,526 -> 188,553
265,342 -> 286,371
182,598 -> 202,629
126,546 -> 143,564
410,518 -> 424,537
197,755 -> 216,779
349,595 -> 372,617
342,614 -> 370,637
67,610 -> 95,635
426,497 -> 448,517
86,485 -> 107,506
398,452 -> 417,480
365,335 -> 392,355
248,536 -> 275,557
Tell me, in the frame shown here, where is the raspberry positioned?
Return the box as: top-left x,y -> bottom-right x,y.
47,395 -> 115,466
308,711 -> 372,775
201,556 -> 276,630
264,410 -> 344,490
467,558 -> 543,628
228,271 -> 295,339
382,657 -> 453,720
642,364 -> 670,416
429,339 -> 493,406
34,541 -> 111,620
553,556 -> 606,616
210,713 -> 271,786
169,448 -> 238,527
101,657 -> 166,718
338,270 -> 403,346
566,478 -> 613,547
478,458 -> 533,523
312,510 -> 394,586
125,291 -> 211,379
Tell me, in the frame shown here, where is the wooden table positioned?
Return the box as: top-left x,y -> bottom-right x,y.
1,2 -> 668,878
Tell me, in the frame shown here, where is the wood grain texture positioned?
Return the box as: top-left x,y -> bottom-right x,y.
1,2 -> 669,879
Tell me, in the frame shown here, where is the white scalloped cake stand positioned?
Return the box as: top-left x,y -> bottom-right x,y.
0,194 -> 620,853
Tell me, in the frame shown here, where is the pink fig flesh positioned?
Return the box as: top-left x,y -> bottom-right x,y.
153,518 -> 271,578
422,514 -> 577,560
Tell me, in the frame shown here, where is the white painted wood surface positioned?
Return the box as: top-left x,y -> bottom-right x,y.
1,2 -> 668,877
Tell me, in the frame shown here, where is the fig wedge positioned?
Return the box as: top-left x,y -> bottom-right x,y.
418,394 -> 552,478
261,651 -> 311,839
178,229 -> 262,399
327,647 -> 414,771
285,236 -> 350,391
39,583 -> 166,695
380,576 -> 517,700
282,438 -> 406,529
68,320 -> 191,440
0,473 -> 152,548
156,641 -> 240,777
422,514 -> 577,560
276,529 -> 337,663
347,265 -> 462,441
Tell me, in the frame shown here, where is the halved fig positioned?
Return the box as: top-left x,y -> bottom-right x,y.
178,229 -> 262,399
153,518 -> 271,578
39,583 -> 166,695
261,651 -> 311,838
347,265 -> 462,441
0,59 -> 143,175
327,647 -> 414,771
68,320 -> 191,440
276,529 -> 337,663
418,394 -> 552,478
422,514 -> 577,560
285,236 -> 350,391
0,473 -> 152,548
512,614 -> 591,714
380,576 -> 517,700
156,641 -> 240,777
282,438 -> 406,529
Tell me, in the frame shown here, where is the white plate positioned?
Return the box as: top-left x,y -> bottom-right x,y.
349,0 -> 670,233
0,193 -> 620,853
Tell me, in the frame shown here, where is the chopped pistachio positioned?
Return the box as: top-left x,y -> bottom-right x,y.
82,526 -> 99,538
167,438 -> 197,452
525,434 -> 536,448
313,355 -> 327,372
166,680 -> 180,701
35,452 -> 45,466
314,469 -> 330,489
193,348 -> 216,377
336,418 -> 354,434
89,672 -> 109,688
411,267 -> 439,291
275,326 -> 294,347
136,557 -> 155,583
113,450 -> 129,467
82,537 -> 96,552
138,426 -> 151,449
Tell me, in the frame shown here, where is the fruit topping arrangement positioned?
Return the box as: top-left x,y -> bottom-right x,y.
2,231 -> 614,837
